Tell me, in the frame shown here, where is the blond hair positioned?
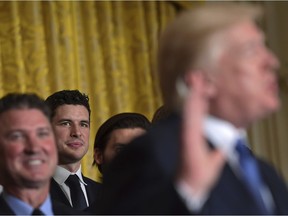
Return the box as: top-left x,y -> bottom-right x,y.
158,3 -> 262,110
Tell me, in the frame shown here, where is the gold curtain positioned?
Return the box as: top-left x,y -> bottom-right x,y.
2,0 -> 288,185
0,1 -> 189,182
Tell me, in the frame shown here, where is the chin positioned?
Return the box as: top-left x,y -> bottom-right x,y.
256,102 -> 279,120
22,178 -> 49,189
268,99 -> 280,113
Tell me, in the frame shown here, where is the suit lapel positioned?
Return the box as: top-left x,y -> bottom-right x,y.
258,160 -> 288,214
83,175 -> 98,205
50,178 -> 71,207
0,195 -> 15,215
201,163 -> 267,214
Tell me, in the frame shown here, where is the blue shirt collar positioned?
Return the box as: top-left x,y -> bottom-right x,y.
3,191 -> 54,215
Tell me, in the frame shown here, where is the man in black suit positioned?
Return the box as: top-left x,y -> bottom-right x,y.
45,90 -> 101,210
97,3 -> 288,214
0,93 -> 76,215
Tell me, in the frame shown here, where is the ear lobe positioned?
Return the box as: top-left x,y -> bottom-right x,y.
94,148 -> 103,165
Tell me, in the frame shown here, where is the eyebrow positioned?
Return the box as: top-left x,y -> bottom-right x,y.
5,126 -> 51,135
57,119 -> 90,124
56,119 -> 72,123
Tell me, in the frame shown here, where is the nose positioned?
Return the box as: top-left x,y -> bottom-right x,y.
266,48 -> 280,70
24,135 -> 41,154
70,124 -> 82,138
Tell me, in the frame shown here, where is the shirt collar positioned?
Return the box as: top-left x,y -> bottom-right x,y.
53,165 -> 87,186
204,115 -> 247,156
3,191 -> 53,215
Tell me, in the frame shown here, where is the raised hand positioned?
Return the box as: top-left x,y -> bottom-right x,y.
176,71 -> 225,199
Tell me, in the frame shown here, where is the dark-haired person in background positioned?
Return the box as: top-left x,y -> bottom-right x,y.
0,93 -> 76,215
93,112 -> 151,175
85,112 -> 150,214
45,90 -> 101,210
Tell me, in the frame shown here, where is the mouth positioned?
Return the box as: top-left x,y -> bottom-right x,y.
66,141 -> 83,148
24,158 -> 45,168
28,159 -> 43,166
269,82 -> 279,95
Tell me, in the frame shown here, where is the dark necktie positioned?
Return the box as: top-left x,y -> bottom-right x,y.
65,174 -> 88,210
235,139 -> 271,214
31,208 -> 44,215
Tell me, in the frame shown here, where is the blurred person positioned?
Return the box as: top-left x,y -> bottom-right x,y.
45,90 -> 101,210
96,3 -> 288,214
0,93 -> 76,215
93,112 -> 151,175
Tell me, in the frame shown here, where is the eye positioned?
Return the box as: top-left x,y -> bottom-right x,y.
115,145 -> 126,154
59,121 -> 71,127
37,129 -> 51,138
80,122 -> 90,128
239,41 -> 264,58
7,132 -> 25,141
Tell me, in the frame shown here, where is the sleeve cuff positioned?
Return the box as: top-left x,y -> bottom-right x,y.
175,179 -> 209,213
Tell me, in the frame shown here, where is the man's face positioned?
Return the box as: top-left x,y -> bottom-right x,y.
95,128 -> 146,167
52,105 -> 90,165
0,109 -> 57,189
210,21 -> 279,127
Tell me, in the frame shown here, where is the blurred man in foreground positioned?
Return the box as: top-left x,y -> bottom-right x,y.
97,3 -> 288,214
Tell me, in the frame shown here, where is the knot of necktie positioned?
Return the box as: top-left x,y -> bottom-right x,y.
235,139 -> 256,174
31,208 -> 44,215
235,138 -> 252,158
65,174 -> 80,187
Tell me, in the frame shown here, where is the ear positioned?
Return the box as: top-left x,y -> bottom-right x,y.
184,70 -> 217,98
94,148 -> 103,165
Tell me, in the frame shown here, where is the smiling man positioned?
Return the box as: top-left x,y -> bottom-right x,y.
0,93 -> 76,215
45,90 -> 101,210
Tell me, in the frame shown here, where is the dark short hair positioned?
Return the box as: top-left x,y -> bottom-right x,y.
151,105 -> 172,124
0,93 -> 51,119
45,90 -> 90,119
93,112 -> 151,166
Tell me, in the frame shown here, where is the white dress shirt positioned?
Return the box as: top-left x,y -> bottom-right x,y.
53,165 -> 89,207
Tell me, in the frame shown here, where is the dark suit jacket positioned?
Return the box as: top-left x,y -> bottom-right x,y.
95,114 -> 288,214
0,194 -> 79,215
50,174 -> 102,208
